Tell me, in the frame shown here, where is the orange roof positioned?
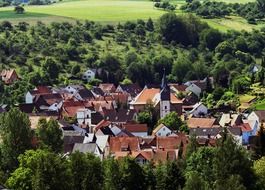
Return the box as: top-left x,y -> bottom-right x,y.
157,136 -> 187,150
238,123 -> 252,132
63,101 -> 86,117
94,120 -> 111,132
122,123 -> 148,133
133,88 -> 182,105
109,137 -> 140,152
134,88 -> 160,104
187,118 -> 216,128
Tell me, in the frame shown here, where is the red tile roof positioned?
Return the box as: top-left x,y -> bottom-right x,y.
122,123 -> 148,133
187,118 -> 217,128
109,137 -> 140,152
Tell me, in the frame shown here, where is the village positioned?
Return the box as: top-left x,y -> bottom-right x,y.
1,68 -> 263,165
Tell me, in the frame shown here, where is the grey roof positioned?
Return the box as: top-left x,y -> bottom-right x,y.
72,143 -> 99,154
78,88 -> 95,100
189,128 -> 221,137
227,127 -> 242,136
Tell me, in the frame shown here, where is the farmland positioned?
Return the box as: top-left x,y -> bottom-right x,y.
0,0 -> 264,31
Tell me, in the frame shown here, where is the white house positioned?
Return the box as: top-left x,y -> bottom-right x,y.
185,82 -> 202,97
189,102 -> 208,117
64,85 -> 84,94
152,123 -> 172,136
247,110 -> 265,134
77,108 -> 91,125
25,91 -> 34,104
82,69 -> 96,82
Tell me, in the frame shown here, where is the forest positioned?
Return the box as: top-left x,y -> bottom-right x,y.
0,12 -> 265,109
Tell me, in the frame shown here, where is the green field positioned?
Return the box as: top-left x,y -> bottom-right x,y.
0,0 -> 166,24
0,0 -> 263,31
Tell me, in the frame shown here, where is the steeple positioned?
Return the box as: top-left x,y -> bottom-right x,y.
160,68 -> 170,101
161,68 -> 167,89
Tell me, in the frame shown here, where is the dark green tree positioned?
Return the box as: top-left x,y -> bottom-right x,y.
69,152 -> 103,190
36,118 -> 63,153
103,158 -> 121,190
0,108 -> 33,172
158,111 -> 183,131
6,149 -> 72,190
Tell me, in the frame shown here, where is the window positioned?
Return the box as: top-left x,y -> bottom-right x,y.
158,133 -> 161,136
165,106 -> 167,109
163,128 -> 165,131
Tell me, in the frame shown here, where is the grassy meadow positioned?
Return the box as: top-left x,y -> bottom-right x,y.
0,0 -> 263,31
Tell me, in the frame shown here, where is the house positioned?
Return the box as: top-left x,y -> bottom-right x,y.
95,135 -> 110,157
219,113 -> 243,127
248,110 -> 265,131
72,143 -> 102,159
109,137 -> 140,153
34,93 -> 63,112
99,83 -> 116,94
103,109 -> 137,124
74,88 -> 95,101
185,82 -> 202,97
189,127 -> 222,139
82,69 -> 96,82
187,118 -> 217,128
25,86 -> 53,104
122,123 -> 148,137
64,85 -> 85,94
1,69 -> 19,84
63,135 -> 85,153
188,102 -> 208,117
76,108 -> 93,126
116,84 -> 142,98
152,123 -> 173,136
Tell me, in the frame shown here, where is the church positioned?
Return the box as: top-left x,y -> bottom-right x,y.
130,71 -> 183,118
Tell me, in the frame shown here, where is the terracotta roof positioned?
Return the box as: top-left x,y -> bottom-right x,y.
109,137 -> 140,152
132,88 -> 182,105
134,88 -> 160,104
157,135 -> 188,150
78,89 -> 95,100
99,83 -> 116,93
238,123 -> 252,132
31,86 -> 52,95
187,118 -> 216,128
122,123 -> 148,133
94,120 -> 111,132
1,69 -> 19,84
63,101 -> 86,117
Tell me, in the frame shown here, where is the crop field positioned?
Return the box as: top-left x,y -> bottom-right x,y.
0,0 -> 262,31
0,0 -> 166,24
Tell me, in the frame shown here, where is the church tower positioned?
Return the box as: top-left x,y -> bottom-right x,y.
160,69 -> 171,118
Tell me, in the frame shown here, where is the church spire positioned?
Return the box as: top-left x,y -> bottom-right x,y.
161,68 -> 167,89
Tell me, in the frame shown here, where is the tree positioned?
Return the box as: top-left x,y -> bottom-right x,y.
119,157 -> 146,190
69,152 -> 103,190
103,158 -> 121,190
36,118 -> 63,153
254,156 -> 265,189
14,6 -> 24,14
158,111 -> 183,131
146,18 -> 154,31
155,161 -> 184,190
7,149 -> 72,190
185,147 -> 216,187
213,131 -> 256,189
41,57 -> 60,84
252,123 -> 265,159
0,108 -> 33,172
257,0 -> 265,12
143,162 -> 156,190
200,28 -> 223,50
184,171 -> 209,190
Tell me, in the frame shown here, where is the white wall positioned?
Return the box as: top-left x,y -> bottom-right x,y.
25,92 -> 34,104
156,126 -> 172,136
